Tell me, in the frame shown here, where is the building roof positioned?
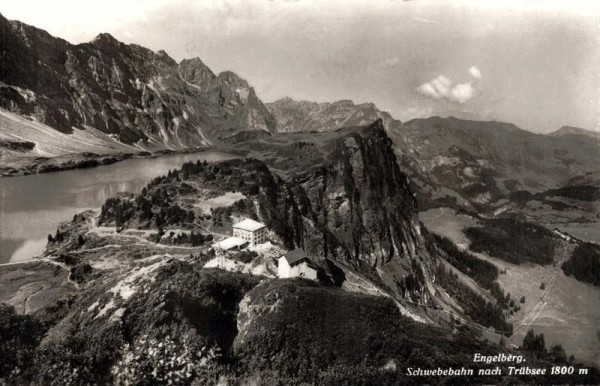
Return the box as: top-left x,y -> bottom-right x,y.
233,218 -> 266,232
282,248 -> 311,266
217,237 -> 248,250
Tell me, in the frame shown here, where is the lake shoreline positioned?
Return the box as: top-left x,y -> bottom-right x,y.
0,149 -> 243,264
0,146 -> 249,178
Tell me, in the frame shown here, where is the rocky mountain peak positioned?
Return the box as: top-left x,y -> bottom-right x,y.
276,96 -> 296,103
550,125 -> 600,139
332,99 -> 356,107
91,32 -> 122,48
178,57 -> 217,86
156,49 -> 173,61
218,70 -> 250,89
226,119 -> 423,287
92,32 -> 118,42
365,117 -> 385,133
179,57 -> 213,71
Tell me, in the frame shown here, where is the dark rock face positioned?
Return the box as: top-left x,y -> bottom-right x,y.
0,13 -> 276,147
294,120 -> 420,267
0,139 -> 35,152
223,120 -> 421,268
223,120 -> 427,296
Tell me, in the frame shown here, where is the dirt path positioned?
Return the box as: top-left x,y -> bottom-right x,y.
85,210 -> 227,255
40,256 -> 81,290
87,217 -> 204,252
23,285 -> 45,314
420,207 -> 445,222
513,241 -> 573,331
0,259 -> 37,267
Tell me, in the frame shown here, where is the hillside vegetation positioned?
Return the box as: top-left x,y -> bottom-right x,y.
562,242 -> 600,286
2,266 -> 597,385
232,279 -> 596,385
465,218 -> 558,265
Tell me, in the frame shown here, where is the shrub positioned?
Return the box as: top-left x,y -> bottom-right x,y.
0,305 -> 43,380
562,242 -> 600,286
69,263 -> 93,283
230,250 -> 258,264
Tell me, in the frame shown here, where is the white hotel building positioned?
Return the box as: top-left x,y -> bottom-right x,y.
232,218 -> 268,246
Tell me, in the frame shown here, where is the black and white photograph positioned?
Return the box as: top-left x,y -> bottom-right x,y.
0,0 -> 599,384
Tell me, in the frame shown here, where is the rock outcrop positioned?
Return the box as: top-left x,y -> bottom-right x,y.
224,119 -> 430,299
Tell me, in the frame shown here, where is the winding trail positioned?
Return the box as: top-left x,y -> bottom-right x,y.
0,259 -> 36,267
513,241 -> 573,331
85,214 -> 206,253
23,285 -> 44,314
41,257 -> 81,290
420,207 -> 445,222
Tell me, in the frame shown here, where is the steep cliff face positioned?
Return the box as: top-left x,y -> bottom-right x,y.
0,13 -> 276,150
217,71 -> 277,132
293,120 -> 420,266
225,119 -> 429,299
64,118 -> 428,299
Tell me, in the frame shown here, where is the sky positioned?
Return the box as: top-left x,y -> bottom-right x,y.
2,0 -> 600,133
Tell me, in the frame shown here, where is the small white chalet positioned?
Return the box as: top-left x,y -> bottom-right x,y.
233,218 -> 267,246
277,249 -> 318,281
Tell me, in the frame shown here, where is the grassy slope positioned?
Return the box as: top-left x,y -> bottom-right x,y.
420,207 -> 600,366
234,279 -> 598,385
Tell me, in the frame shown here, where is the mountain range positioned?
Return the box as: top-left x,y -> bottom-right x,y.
0,12 -> 275,158
1,14 -> 599,384
1,12 -> 598,209
267,97 -> 599,212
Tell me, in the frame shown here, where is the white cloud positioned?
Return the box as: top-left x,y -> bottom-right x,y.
469,66 -> 482,79
416,75 -> 452,99
416,82 -> 440,99
416,67 -> 481,104
450,82 -> 475,103
430,75 -> 452,96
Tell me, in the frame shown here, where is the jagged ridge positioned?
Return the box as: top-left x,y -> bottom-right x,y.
0,13 -> 276,150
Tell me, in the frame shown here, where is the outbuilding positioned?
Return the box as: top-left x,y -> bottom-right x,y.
216,236 -> 248,251
277,249 -> 318,281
